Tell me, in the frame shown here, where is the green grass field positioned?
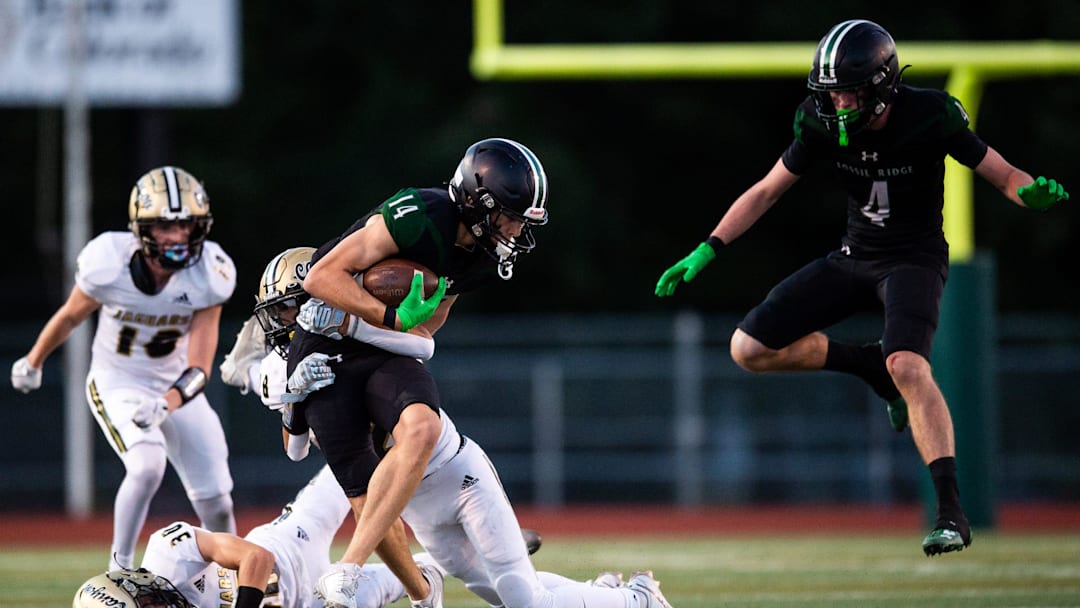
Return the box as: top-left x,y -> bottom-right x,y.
6,533 -> 1080,607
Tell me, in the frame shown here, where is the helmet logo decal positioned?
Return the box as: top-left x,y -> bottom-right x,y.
818,19 -> 868,84
79,582 -> 128,606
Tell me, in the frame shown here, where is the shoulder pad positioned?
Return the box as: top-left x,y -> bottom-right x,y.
793,98 -> 829,145
75,232 -> 134,299
943,95 -> 972,134
198,241 -> 237,305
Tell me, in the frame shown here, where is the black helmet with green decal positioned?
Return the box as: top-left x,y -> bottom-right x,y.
807,20 -> 906,144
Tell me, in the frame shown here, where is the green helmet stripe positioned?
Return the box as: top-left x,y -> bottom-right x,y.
819,20 -> 867,83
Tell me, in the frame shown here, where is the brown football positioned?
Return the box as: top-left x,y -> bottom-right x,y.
360,258 -> 439,307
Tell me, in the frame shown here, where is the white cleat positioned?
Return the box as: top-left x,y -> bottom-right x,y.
411,562 -> 444,608
588,571 -> 625,588
314,562 -> 367,608
627,571 -> 673,608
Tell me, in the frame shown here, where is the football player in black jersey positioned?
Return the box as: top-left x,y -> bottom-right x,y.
656,20 -> 1068,557
287,138 -> 549,604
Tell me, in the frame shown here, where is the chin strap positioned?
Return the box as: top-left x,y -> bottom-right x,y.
495,240 -> 515,280
497,257 -> 514,280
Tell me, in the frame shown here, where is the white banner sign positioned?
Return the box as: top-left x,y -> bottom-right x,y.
0,0 -> 239,106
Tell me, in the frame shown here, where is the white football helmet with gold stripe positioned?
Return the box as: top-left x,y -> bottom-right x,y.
73,568 -> 193,608
128,166 -> 213,270
255,247 -> 316,356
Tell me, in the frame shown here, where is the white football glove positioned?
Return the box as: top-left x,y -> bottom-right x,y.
131,396 -> 170,430
220,316 -> 267,394
11,356 -> 42,393
296,298 -> 352,340
282,353 -> 337,403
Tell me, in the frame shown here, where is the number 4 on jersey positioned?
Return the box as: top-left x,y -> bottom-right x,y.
862,180 -> 891,227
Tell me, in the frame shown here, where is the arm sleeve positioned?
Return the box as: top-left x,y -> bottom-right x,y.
348,318 -> 435,360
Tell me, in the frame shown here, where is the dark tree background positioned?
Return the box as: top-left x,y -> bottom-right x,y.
3,2 -> 1078,323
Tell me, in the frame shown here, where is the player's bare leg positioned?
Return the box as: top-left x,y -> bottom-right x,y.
732,329 -> 907,429
341,403 -> 440,565
729,329 -> 827,372
375,517 -> 436,604
887,350 -> 971,555
317,405 -> 441,607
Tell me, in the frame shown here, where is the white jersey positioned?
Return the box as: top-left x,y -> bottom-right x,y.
142,467 -> 362,608
76,231 -> 235,392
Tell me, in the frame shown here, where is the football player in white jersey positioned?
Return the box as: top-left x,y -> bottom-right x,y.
73,465 -> 423,608
11,166 -> 238,571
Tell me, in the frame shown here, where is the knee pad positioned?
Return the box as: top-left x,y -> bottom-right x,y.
493,571 -> 547,608
191,494 -> 236,534
120,443 -> 167,486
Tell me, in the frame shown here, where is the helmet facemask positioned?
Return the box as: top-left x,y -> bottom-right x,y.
809,85 -> 887,146
465,187 -> 548,279
134,217 -> 212,270
254,247 -> 315,357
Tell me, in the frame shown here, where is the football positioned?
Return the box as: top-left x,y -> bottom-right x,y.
360,258 -> 439,307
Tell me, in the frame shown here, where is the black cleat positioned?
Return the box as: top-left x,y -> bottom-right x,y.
521,528 -> 542,555
922,518 -> 972,556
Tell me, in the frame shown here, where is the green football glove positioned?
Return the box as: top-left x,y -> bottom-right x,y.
1018,176 -> 1069,211
655,241 -> 717,297
395,273 -> 447,331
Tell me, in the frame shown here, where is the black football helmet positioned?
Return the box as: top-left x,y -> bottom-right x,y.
128,166 -> 214,270
807,20 -> 907,144
73,568 -> 193,608
448,138 -> 549,279
254,247 -> 315,357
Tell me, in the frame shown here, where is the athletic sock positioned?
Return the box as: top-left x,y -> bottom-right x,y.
928,456 -> 970,541
824,340 -> 900,401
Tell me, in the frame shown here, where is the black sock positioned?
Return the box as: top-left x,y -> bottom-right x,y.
929,457 -> 969,535
824,340 -> 900,401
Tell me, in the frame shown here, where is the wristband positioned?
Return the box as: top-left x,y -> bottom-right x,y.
235,585 -> 265,608
705,236 -> 725,254
171,367 -> 207,404
382,306 -> 397,330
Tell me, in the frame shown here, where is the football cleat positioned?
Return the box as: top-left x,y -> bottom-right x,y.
314,562 -> 367,608
410,562 -> 444,608
521,528 -> 543,555
887,397 -> 908,432
588,571 -> 624,589
922,519 -> 972,556
627,571 -> 673,608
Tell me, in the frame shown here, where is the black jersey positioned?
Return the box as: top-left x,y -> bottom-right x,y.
311,187 -> 500,296
782,85 -> 988,260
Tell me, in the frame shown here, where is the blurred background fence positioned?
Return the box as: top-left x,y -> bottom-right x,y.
4,310 -> 1078,514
